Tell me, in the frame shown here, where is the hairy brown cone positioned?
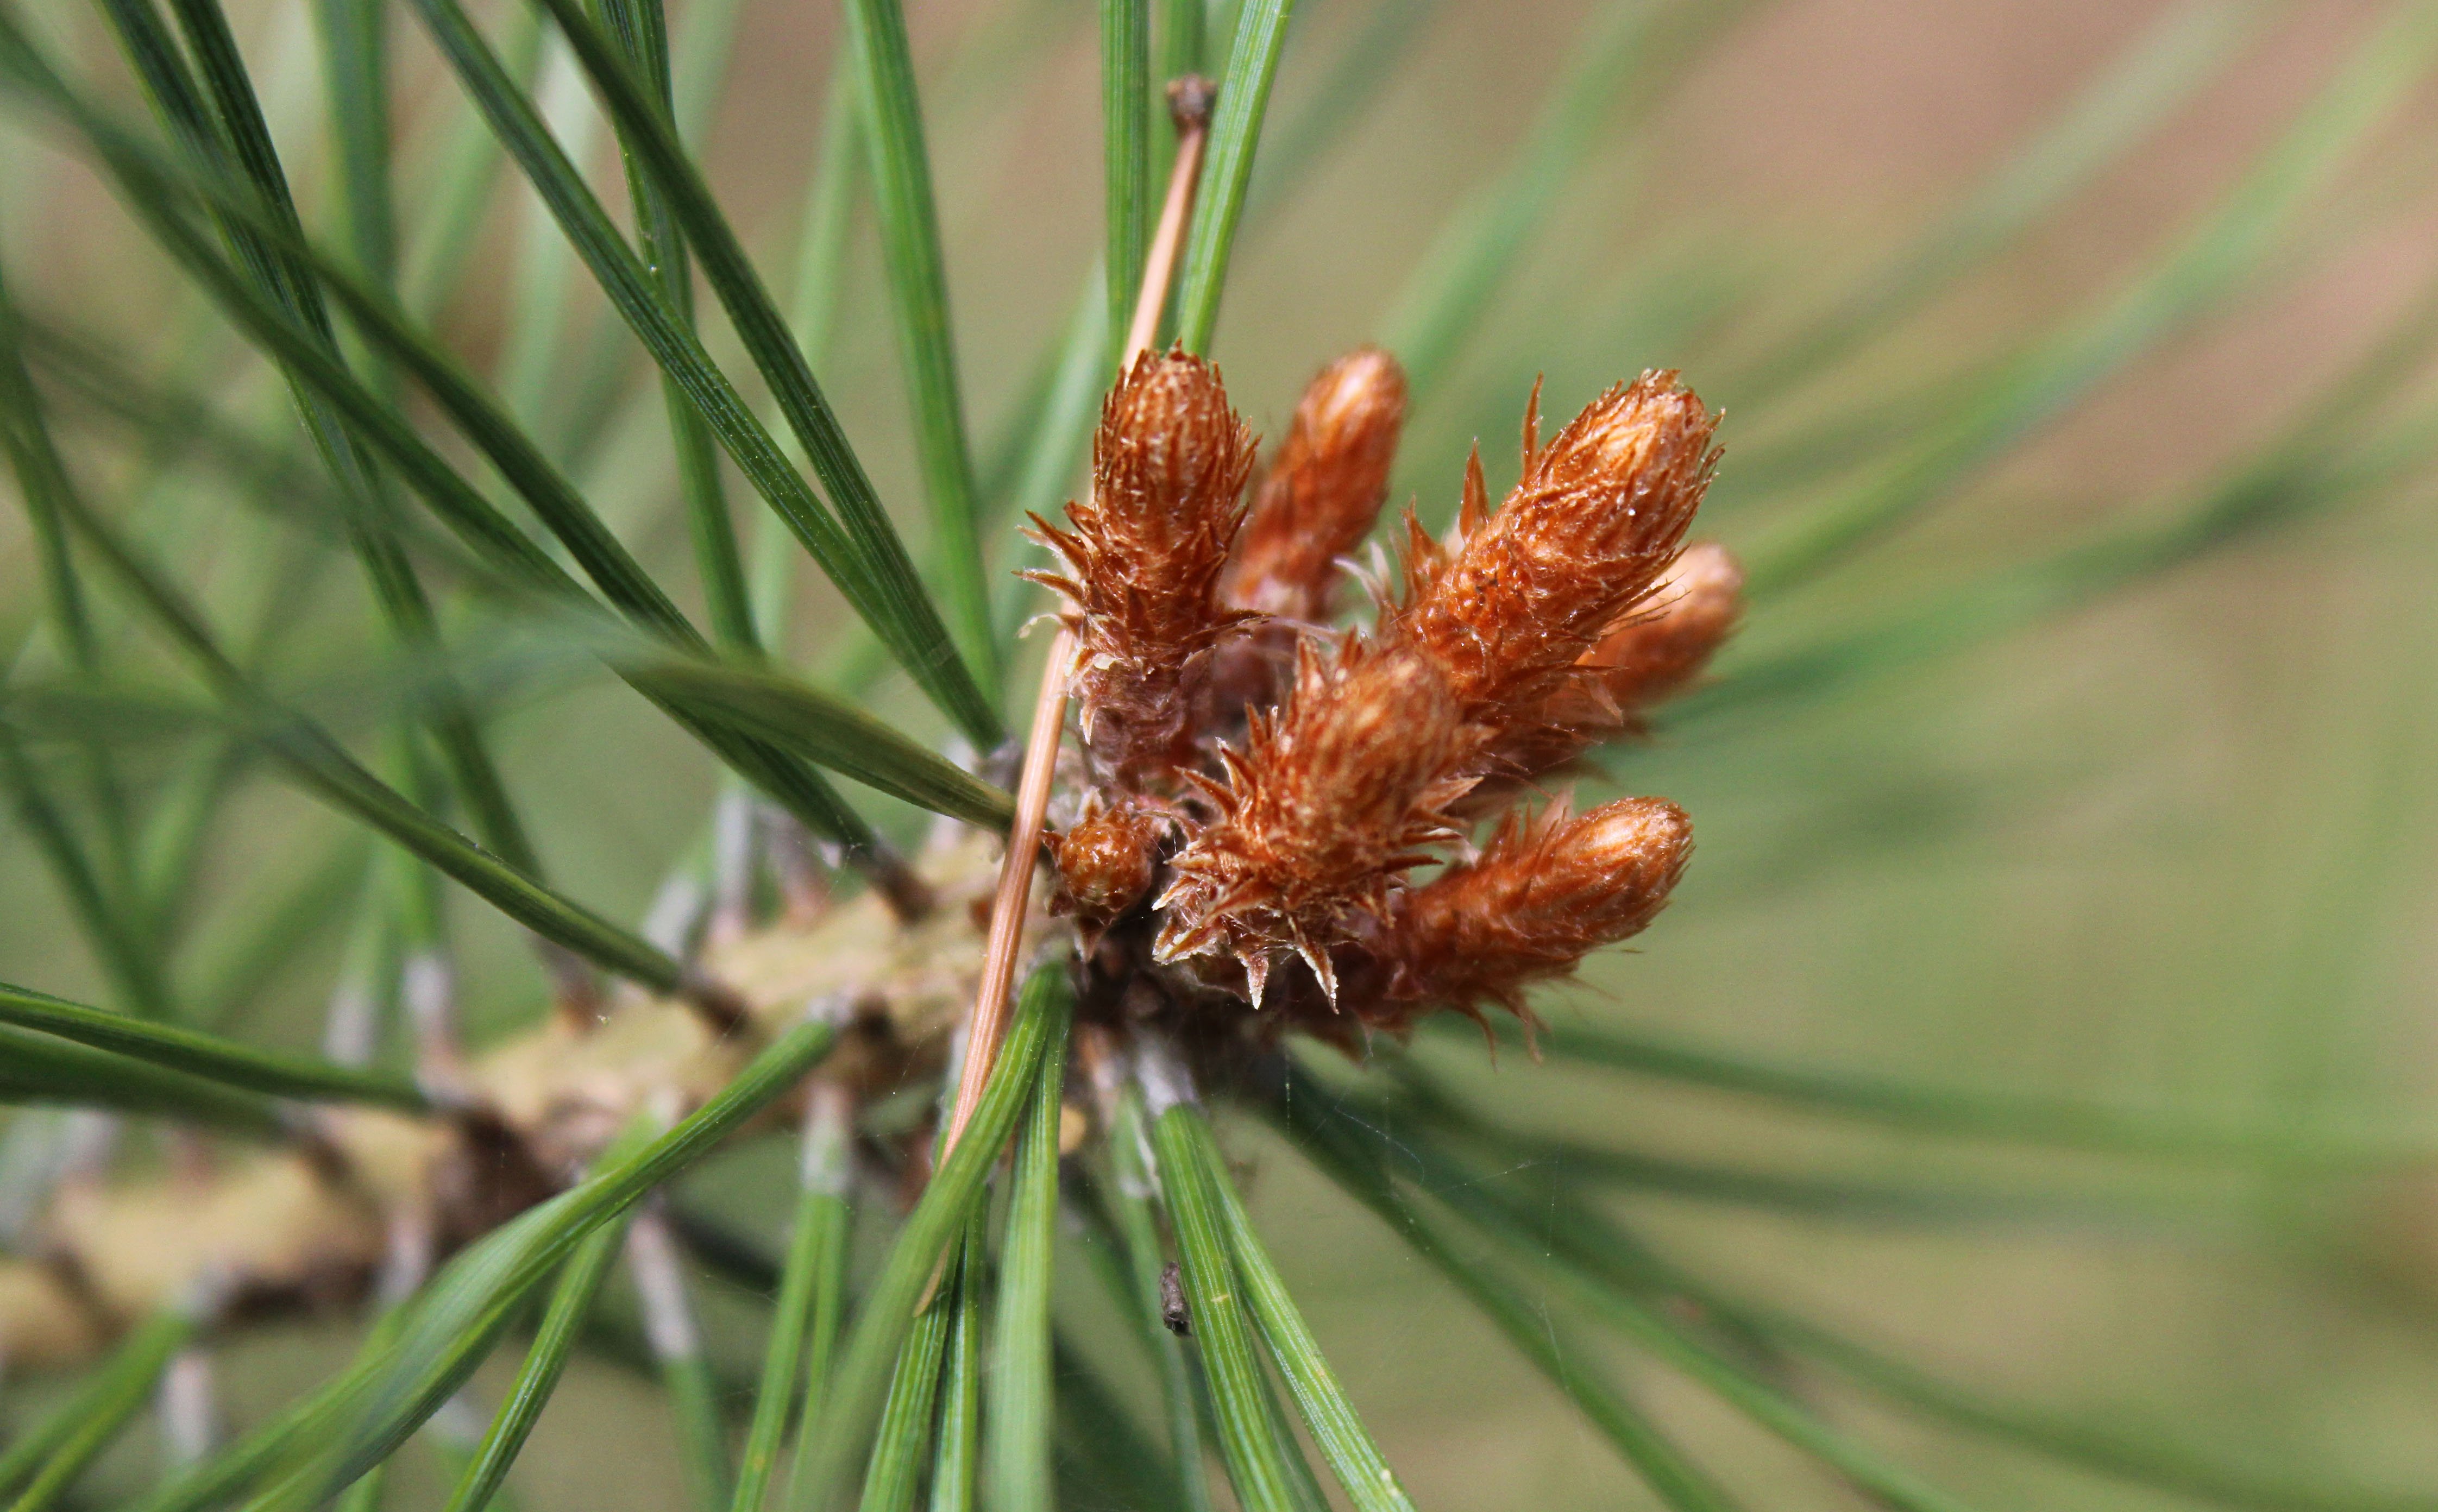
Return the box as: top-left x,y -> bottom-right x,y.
1224,346 -> 1407,622
1374,796 -> 1692,1019
1389,372 -> 1719,732
1205,348 -> 1409,723
1481,541 -> 1744,784
1026,348 -> 1259,788
1155,639 -> 1478,1005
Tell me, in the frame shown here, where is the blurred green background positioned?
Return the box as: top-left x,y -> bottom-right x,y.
7,0 -> 2438,1507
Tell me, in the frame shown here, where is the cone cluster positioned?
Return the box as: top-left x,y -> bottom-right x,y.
1030,347 -> 1737,1039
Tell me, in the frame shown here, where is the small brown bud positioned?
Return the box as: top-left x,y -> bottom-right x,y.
1053,799 -> 1163,926
1156,640 -> 1477,1004
1026,349 -> 1259,787
1388,372 -> 1719,732
1376,796 -> 1691,1019
1224,348 -> 1407,623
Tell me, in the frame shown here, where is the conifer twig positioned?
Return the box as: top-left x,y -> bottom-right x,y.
937,76 -> 1215,1158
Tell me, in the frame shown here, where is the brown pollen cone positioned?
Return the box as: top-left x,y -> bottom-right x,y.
1155,639 -> 1478,1005
1482,541 -> 1744,784
1388,372 -> 1718,734
1223,347 -> 1407,622
1026,348 -> 1259,788
1373,795 -> 1691,1023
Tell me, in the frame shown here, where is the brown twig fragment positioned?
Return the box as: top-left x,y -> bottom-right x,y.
938,76 -> 1218,1158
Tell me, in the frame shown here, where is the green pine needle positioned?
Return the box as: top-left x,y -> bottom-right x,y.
439,1219 -> 630,1512
981,996 -> 1068,1512
0,978 -> 426,1109
734,1087 -> 852,1512
1149,1092 -> 1318,1512
1169,1106 -> 1416,1512
797,969 -> 1071,1510
1172,0 -> 1295,355
0,1308 -> 193,1512
843,0 -> 997,698
1267,1086 -> 1748,1512
253,1019 -> 837,1512
406,0 -> 1003,750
